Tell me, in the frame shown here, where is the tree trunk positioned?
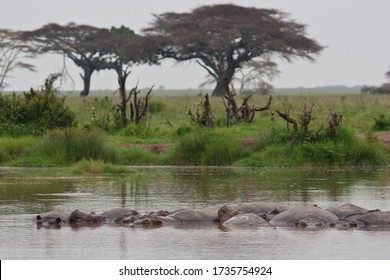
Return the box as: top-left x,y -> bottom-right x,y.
79,68 -> 93,97
118,72 -> 128,127
211,78 -> 226,97
212,66 -> 235,97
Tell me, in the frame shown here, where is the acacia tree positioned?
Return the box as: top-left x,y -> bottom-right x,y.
0,29 -> 36,90
22,23 -> 112,96
144,4 -> 323,96
104,26 -> 159,126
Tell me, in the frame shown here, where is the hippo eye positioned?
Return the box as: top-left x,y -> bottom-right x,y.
55,217 -> 62,224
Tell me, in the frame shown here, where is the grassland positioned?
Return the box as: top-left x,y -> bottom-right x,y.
1,89 -> 390,170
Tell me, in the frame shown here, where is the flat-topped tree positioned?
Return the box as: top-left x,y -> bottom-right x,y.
0,29 -> 36,90
22,23 -> 112,96
144,4 -> 323,96
105,26 -> 159,126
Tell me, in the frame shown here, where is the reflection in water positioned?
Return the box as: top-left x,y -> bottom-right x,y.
1,166 -> 390,259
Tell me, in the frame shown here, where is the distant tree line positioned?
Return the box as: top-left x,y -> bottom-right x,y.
0,4 -> 323,97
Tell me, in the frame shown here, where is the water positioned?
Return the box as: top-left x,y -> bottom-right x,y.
1,166 -> 390,260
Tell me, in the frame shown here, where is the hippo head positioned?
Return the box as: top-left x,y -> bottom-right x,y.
69,210 -> 105,226
218,205 -> 240,224
294,217 -> 326,228
35,215 -> 64,228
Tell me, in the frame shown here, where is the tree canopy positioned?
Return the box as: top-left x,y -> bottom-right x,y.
144,4 -> 324,96
22,23 -> 114,96
0,29 -> 36,90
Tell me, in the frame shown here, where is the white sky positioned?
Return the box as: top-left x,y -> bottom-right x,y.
2,0 -> 390,91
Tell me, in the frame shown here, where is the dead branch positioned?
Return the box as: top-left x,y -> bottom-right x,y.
328,110 -> 342,137
299,104 -> 315,134
276,110 -> 299,134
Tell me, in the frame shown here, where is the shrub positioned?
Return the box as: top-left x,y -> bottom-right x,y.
148,101 -> 166,114
0,74 -> 75,136
373,114 -> 390,131
238,127 -> 388,167
40,128 -> 118,164
172,128 -> 245,165
72,159 -> 128,175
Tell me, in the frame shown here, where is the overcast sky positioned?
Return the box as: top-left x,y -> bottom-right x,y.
2,0 -> 390,91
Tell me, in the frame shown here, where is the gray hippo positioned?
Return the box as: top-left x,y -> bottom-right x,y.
269,205 -> 339,228
222,213 -> 269,230
235,202 -> 288,221
100,208 -> 139,224
129,207 -> 220,227
130,215 -> 164,227
356,210 -> 390,227
165,208 -> 220,223
69,210 -> 105,226
326,203 -> 370,220
32,210 -> 70,228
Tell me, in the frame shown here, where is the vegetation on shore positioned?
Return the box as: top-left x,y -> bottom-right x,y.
2,83 -> 390,171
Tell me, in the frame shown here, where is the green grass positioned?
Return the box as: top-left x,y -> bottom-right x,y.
71,159 -> 129,175
1,92 -> 390,167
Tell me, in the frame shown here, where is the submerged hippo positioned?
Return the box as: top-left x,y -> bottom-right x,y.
269,205 -> 338,228
356,210 -> 390,227
32,210 -> 70,228
165,208 -> 220,223
326,203 -> 370,220
100,208 -> 139,224
69,210 -> 105,226
130,215 -> 164,228
222,213 -> 269,229
235,202 -> 288,220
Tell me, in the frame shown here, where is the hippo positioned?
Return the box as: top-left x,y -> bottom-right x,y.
235,202 -> 288,221
100,208 -> 139,224
269,205 -> 339,228
69,210 -> 105,226
222,213 -> 269,230
32,210 -> 70,228
165,208 -> 220,223
130,215 -> 164,228
356,210 -> 390,227
326,203 -> 370,220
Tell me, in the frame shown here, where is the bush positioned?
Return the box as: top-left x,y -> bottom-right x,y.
238,127 -> 388,167
373,114 -> 390,131
72,159 -> 128,175
148,101 -> 166,114
172,128 -> 246,165
0,74 -> 75,136
40,128 -> 118,164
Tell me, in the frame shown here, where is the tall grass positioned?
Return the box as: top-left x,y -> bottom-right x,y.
72,159 -> 129,175
2,93 -> 390,167
172,128 -> 247,165
237,127 -> 389,167
0,136 -> 36,163
38,128 -> 118,165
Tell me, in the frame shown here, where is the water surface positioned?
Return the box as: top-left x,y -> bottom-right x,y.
1,166 -> 390,259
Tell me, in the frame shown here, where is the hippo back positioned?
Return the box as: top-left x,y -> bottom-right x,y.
100,208 -> 139,223
270,205 -> 338,227
222,213 -> 269,229
356,211 -> 390,226
168,208 -> 219,222
235,202 -> 288,215
326,203 -> 368,219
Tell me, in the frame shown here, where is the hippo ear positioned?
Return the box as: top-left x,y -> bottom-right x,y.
37,215 -> 42,221
55,217 -> 62,224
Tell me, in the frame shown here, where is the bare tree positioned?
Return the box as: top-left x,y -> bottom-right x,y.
144,4 -> 323,96
0,29 -> 36,90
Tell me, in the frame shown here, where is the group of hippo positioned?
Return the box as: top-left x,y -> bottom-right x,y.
32,202 -> 390,230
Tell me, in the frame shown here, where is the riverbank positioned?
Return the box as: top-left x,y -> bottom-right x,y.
1,94 -> 390,170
